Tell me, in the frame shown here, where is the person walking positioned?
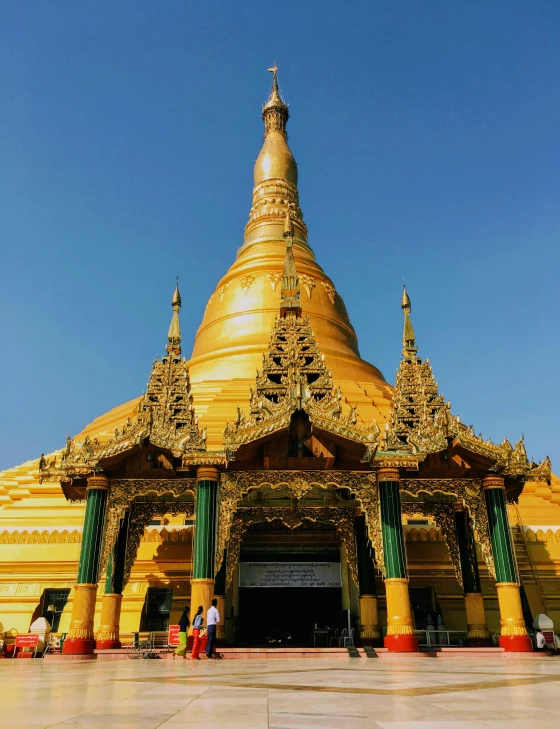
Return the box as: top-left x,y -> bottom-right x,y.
536,629 -> 547,652
174,606 -> 190,658
205,598 -> 220,659
190,605 -> 204,660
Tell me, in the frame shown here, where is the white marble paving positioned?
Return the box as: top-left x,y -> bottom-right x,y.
0,656 -> 559,728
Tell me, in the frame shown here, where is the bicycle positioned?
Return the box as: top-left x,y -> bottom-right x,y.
128,638 -> 159,659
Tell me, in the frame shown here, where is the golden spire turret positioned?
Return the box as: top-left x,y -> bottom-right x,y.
280,211 -> 301,318
167,278 -> 182,356
242,64 -> 308,252
401,285 -> 417,359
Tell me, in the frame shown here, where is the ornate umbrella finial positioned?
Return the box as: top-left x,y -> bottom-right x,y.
401,284 -> 417,358
167,278 -> 182,355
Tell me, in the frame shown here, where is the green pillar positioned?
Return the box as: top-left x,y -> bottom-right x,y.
483,476 -> 531,652
379,477 -> 407,579
454,505 -> 490,645
377,467 -> 418,652
356,514 -> 380,645
190,467 -> 219,618
63,474 -> 109,654
77,483 -> 108,584
484,483 -> 517,583
454,507 -> 482,594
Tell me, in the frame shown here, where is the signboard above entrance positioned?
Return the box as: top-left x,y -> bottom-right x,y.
239,562 -> 342,588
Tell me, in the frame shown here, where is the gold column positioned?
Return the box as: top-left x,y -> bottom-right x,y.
63,474 -> 109,655
96,594 -> 123,649
453,503 -> 491,645
378,467 -> 418,652
464,593 -> 490,643
359,595 -> 380,642
340,542 -> 351,612
190,467 -> 219,623
483,475 -> 532,652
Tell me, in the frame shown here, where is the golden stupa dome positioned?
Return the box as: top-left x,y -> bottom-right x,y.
187,68 -> 393,447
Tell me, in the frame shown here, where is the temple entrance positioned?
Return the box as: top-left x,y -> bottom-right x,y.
239,584 -> 342,646
232,518 -> 351,647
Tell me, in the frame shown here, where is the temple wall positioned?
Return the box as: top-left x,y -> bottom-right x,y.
1,481 -> 560,637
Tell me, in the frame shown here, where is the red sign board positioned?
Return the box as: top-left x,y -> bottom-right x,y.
168,626 -> 181,645
543,630 -> 554,646
15,634 -> 39,648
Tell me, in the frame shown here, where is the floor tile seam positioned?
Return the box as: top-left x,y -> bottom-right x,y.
166,673 -> 560,697
42,687 -> 143,728
152,686 -> 212,728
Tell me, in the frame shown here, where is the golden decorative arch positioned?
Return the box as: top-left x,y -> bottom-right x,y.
216,471 -> 382,574
224,506 -> 358,590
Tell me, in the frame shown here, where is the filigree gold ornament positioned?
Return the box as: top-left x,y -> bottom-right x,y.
224,506 -> 358,589
121,499 -> 194,589
100,478 -> 195,577
401,502 -> 463,588
321,281 -> 336,304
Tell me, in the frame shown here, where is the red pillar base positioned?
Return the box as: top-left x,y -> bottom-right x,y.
499,634 -> 533,652
384,634 -> 419,652
95,640 -> 121,650
62,637 -> 96,655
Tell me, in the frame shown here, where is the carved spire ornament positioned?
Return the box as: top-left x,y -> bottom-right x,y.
223,234 -> 381,455
39,284 -> 206,481
167,278 -> 182,355
280,211 -> 301,317
401,285 -> 417,359
379,287 -> 542,479
263,62 -> 289,138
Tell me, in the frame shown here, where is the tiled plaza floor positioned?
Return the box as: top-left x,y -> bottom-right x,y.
1,656 -> 559,728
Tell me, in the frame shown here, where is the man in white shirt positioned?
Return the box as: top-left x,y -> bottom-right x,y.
536,630 -> 547,652
206,598 -> 220,659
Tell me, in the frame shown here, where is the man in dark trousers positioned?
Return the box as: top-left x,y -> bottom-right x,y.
206,598 -> 220,659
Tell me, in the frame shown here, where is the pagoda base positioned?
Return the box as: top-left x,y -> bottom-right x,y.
62,637 -> 96,655
384,634 -> 419,652
499,634 -> 533,652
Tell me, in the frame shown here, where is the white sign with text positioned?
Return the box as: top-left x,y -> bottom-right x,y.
239,561 -> 342,588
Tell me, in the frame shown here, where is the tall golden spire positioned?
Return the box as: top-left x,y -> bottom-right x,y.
280,211 -> 301,318
401,285 -> 417,359
242,65 -> 308,252
167,278 -> 182,356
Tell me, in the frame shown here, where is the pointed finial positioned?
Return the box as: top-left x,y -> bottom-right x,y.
262,62 -> 289,137
167,279 -> 182,355
401,284 -> 417,359
280,210 -> 301,318
171,276 -> 181,308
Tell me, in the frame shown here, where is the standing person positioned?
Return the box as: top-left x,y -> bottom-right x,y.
206,598 -> 220,659
174,606 -> 190,658
536,629 -> 547,652
191,606 -> 204,660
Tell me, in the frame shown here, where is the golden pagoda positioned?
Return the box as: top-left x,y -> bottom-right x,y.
1,68 -> 559,656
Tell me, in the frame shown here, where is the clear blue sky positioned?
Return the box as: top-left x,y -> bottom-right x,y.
1,1 -> 559,470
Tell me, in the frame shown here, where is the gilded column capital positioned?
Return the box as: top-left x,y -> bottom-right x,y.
197,466 -> 219,482
87,474 -> 109,491
482,475 -> 505,490
377,467 -> 400,482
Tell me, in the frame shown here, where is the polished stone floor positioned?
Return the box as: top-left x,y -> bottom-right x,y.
1,656 -> 559,728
